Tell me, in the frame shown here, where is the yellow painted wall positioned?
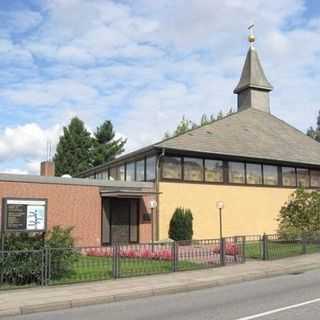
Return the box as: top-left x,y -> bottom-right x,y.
159,182 -> 295,240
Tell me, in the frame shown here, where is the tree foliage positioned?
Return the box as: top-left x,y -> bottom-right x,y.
307,110 -> 320,142
168,207 -> 193,241
278,188 -> 320,239
54,117 -> 93,177
164,109 -> 234,138
92,120 -> 126,167
54,117 -> 126,176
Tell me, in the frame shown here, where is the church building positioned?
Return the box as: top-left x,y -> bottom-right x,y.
1,32 -> 320,247
79,33 -> 320,242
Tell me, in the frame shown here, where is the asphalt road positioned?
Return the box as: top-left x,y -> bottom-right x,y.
4,269 -> 320,320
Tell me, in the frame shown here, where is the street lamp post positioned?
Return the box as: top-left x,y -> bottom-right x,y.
216,201 -> 225,266
216,201 -> 224,240
149,200 -> 157,252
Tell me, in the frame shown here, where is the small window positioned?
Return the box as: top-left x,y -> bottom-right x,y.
263,165 -> 278,186
109,167 -> 117,180
205,160 -> 223,182
297,168 -> 309,187
311,170 -> 320,187
183,157 -> 203,181
119,165 -> 125,181
101,171 -> 108,179
162,157 -> 182,180
95,172 -> 102,179
126,162 -> 135,181
282,167 -> 296,187
246,163 -> 262,185
146,156 -> 156,181
228,162 -> 245,184
136,159 -> 145,181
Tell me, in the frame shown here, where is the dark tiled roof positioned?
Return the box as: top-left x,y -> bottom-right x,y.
0,173 -> 154,189
155,108 -> 320,166
234,47 -> 273,93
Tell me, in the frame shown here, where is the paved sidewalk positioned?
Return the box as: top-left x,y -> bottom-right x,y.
1,254 -> 320,318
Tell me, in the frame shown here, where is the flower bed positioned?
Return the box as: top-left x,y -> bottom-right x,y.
82,247 -> 173,261
82,243 -> 240,261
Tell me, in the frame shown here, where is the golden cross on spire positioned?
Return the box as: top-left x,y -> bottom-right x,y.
248,24 -> 255,47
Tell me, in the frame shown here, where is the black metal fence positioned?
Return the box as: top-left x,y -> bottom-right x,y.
244,234 -> 320,260
0,237 -> 245,290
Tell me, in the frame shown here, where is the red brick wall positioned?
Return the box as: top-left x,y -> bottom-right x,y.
139,195 -> 154,243
0,181 -> 102,247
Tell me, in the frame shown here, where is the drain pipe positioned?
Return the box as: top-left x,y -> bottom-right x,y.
155,148 -> 165,242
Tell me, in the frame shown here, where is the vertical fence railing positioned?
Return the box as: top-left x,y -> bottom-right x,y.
0,237 -> 245,290
242,233 -> 320,261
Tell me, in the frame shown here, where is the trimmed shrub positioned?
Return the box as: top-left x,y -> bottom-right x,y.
168,207 -> 193,241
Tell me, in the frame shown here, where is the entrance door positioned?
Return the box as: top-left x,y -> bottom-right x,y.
111,198 -> 130,243
102,198 -> 139,244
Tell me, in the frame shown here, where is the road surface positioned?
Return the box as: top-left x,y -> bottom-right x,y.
4,269 -> 320,320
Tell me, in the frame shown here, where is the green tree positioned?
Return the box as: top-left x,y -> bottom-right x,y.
164,109 -> 234,138
278,188 -> 320,239
164,116 -> 196,139
168,207 -> 193,241
54,117 -> 93,177
307,110 -> 320,142
92,121 -> 126,167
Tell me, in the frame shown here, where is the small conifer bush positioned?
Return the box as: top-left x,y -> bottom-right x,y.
168,207 -> 193,241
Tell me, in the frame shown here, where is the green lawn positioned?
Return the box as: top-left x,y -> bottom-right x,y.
245,241 -> 319,260
50,255 -> 197,285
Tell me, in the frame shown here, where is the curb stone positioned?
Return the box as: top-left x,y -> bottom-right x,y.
0,264 -> 319,318
0,309 -> 20,318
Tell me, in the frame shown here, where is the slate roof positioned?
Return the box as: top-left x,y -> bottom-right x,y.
155,108 -> 320,166
0,173 -> 154,189
234,46 -> 273,93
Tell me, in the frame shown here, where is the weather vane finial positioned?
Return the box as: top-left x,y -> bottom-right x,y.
248,24 -> 255,47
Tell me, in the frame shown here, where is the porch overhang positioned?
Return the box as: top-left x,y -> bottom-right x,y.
100,189 -> 160,198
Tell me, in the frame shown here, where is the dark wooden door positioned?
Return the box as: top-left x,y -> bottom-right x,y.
111,198 -> 130,243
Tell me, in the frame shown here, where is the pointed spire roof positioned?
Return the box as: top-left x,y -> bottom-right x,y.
233,45 -> 273,94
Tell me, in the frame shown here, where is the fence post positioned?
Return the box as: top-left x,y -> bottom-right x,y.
302,238 -> 307,255
112,244 -> 116,279
172,241 -> 178,272
0,250 -> 3,286
242,236 -> 246,263
112,244 -> 120,279
262,234 -> 269,260
233,236 -> 239,263
220,238 -> 225,266
42,247 -> 46,287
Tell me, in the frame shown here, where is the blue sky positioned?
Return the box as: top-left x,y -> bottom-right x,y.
0,0 -> 320,174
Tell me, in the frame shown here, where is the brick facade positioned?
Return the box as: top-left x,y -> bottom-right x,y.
0,180 -> 153,247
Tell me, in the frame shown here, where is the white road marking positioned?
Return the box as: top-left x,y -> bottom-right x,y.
234,297 -> 320,320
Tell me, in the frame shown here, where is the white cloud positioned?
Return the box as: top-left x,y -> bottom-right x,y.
1,0 -> 320,172
1,168 -> 29,175
0,123 -> 61,162
1,79 -> 98,107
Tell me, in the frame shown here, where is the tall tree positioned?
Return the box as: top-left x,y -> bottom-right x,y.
307,110 -> 320,142
92,120 -> 126,167
54,117 -> 93,177
164,109 -> 234,138
164,116 -> 196,139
